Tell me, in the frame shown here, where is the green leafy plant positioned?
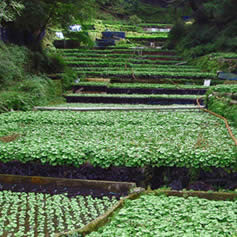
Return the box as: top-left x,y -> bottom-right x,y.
206,84 -> 237,127
0,191 -> 117,236
0,111 -> 236,168
88,194 -> 237,236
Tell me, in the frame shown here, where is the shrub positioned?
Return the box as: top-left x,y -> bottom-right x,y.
0,91 -> 30,112
0,74 -> 57,113
0,42 -> 65,112
45,52 -> 66,73
165,21 -> 186,49
165,1 -> 237,59
61,68 -> 78,90
29,50 -> 66,74
206,85 -> 237,127
129,15 -> 142,25
0,42 -> 29,86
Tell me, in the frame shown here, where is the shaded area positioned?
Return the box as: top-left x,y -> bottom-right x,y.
0,182 -> 121,199
0,162 -> 236,191
65,95 -> 202,105
72,85 -> 207,95
151,167 -> 237,191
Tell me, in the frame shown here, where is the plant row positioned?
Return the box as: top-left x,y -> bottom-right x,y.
0,190 -> 117,237
73,82 -> 208,89
61,53 -> 181,60
58,48 -> 177,54
88,194 -> 237,237
100,22 -> 173,28
139,23 -> 173,28
74,70 -> 216,79
126,35 -> 168,39
0,111 -> 236,168
109,79 -> 222,86
54,103 -> 195,108
65,58 -> 181,65
69,67 -> 201,73
66,93 -> 200,99
128,30 -> 168,34
66,62 -> 199,70
64,60 -> 192,67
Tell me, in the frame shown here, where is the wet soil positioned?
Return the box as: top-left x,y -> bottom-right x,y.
72,85 -> 207,95
65,95 -> 202,105
0,181 -> 122,198
0,162 -> 236,195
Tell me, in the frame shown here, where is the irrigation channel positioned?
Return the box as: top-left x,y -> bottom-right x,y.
0,31 -> 237,236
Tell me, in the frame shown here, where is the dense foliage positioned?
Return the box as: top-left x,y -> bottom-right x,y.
1,0 -> 95,50
207,84 -> 237,127
0,190 -> 117,236
96,0 -> 189,23
208,84 -> 237,94
0,111 -> 236,168
166,0 -> 237,57
0,42 -> 61,113
88,194 -> 237,236
0,0 -> 24,23
192,53 -> 237,73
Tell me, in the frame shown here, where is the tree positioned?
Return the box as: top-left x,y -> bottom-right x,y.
96,0 -> 137,18
0,0 -> 24,24
165,0 -> 237,55
2,0 -> 95,50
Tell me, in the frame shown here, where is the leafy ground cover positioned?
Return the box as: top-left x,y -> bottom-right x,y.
193,53 -> 237,73
0,190 -> 117,236
0,111 -> 236,168
209,52 -> 237,59
208,84 -> 237,94
88,194 -> 237,237
69,67 -> 200,73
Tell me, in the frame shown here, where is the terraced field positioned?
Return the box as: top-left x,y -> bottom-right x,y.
1,21 -> 236,237
0,191 -> 117,236
0,111 -> 236,168
59,48 -> 217,84
88,194 -> 237,237
56,45 -> 223,105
